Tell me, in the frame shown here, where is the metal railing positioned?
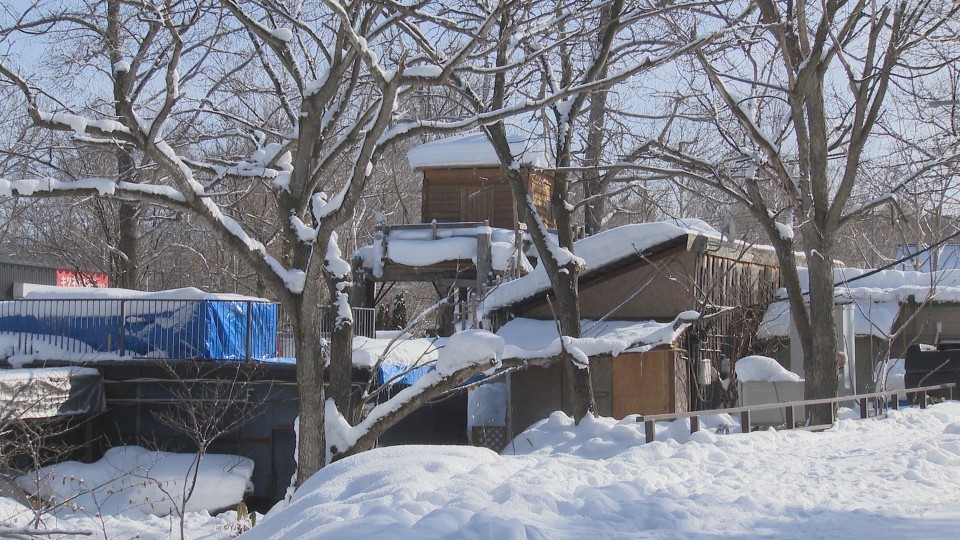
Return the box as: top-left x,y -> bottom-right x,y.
0,298 -> 376,363
274,305 -> 376,358
637,383 -> 956,443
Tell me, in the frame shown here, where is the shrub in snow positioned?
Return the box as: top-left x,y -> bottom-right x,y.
16,446 -> 253,517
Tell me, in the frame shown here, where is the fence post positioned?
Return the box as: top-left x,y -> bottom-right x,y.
786,405 -> 795,428
740,411 -> 751,434
690,415 -> 700,434
891,393 -> 899,410
920,390 -> 928,409
119,300 -> 126,357
644,419 -> 656,443
859,397 -> 868,419
246,302 -> 253,361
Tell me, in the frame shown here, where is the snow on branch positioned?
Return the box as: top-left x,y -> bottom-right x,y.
0,177 -> 187,207
326,330 -> 504,459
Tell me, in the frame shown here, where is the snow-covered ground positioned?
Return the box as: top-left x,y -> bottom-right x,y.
4,402 -> 960,538
245,404 -> 960,540
1,446 -> 256,539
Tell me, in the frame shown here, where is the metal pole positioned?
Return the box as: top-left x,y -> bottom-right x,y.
246,302 -> 253,361
119,300 -> 126,357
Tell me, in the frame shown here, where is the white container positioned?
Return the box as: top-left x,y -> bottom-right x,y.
738,380 -> 805,426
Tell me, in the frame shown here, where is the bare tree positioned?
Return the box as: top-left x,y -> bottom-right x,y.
151,361 -> 266,540
621,0 -> 960,423
1,0 -> 673,481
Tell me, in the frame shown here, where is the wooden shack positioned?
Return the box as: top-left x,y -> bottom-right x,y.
482,222 -> 786,438
408,133 -> 555,229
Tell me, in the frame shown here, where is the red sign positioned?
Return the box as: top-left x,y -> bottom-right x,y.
56,269 -> 109,288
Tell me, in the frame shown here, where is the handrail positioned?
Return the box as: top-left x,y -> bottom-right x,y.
378,221 -> 489,232
637,383 -> 956,443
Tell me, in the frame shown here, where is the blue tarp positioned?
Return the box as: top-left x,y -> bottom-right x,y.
378,364 -> 434,386
0,301 -> 278,360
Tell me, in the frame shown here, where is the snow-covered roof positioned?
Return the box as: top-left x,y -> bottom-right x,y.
355,226 -> 531,276
758,267 -> 960,340
18,284 -> 270,302
757,299 -> 901,340
407,132 -> 553,169
496,315 -> 695,358
349,314 -> 695,387
351,336 -> 444,370
479,221 -> 722,316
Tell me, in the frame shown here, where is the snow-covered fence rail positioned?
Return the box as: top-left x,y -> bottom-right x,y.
0,298 -> 279,362
638,383 -> 957,443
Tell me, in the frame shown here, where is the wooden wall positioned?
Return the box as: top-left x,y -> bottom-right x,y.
507,348 -> 688,438
420,166 -> 554,229
687,251 -> 781,368
519,247 -> 698,320
892,303 -> 960,357
610,350 -> 688,418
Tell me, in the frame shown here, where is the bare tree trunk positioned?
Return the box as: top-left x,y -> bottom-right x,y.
804,236 -> 840,424
326,272 -> 354,416
293,295 -> 325,485
107,0 -> 140,290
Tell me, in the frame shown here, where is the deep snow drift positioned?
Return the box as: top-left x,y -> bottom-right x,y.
3,403 -> 960,539
243,403 -> 960,540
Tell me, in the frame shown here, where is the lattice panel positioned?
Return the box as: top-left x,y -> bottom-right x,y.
472,426 -> 509,452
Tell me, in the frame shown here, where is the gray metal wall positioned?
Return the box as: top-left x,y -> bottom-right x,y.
0,257 -> 58,299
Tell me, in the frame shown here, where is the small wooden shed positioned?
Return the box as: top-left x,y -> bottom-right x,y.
481,222 -> 786,437
407,133 -> 555,229
506,347 -> 688,438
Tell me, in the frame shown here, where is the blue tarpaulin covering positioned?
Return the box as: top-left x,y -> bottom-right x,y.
378,364 -> 434,386
0,301 -> 278,360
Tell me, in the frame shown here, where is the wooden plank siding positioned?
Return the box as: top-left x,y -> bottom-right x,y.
421,166 -> 554,229
611,350 -> 687,417
687,252 -> 781,368
892,302 -> 960,358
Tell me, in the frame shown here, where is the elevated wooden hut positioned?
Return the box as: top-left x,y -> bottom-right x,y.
407,132 -> 555,229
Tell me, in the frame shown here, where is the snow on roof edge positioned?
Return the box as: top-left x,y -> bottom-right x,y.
407,132 -> 553,170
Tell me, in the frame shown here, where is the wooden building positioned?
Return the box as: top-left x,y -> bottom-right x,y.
419,166 -> 554,230
758,268 -> 960,393
481,223 -> 785,438
408,132 -> 555,229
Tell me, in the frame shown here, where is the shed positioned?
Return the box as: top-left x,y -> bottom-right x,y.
756,266 -> 960,393
477,220 -> 786,438
407,133 -> 555,229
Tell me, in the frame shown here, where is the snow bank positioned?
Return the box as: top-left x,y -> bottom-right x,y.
505,410 -> 736,458
17,446 -> 253,518
249,402 -> 960,540
735,355 -> 802,382
407,132 -> 552,169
